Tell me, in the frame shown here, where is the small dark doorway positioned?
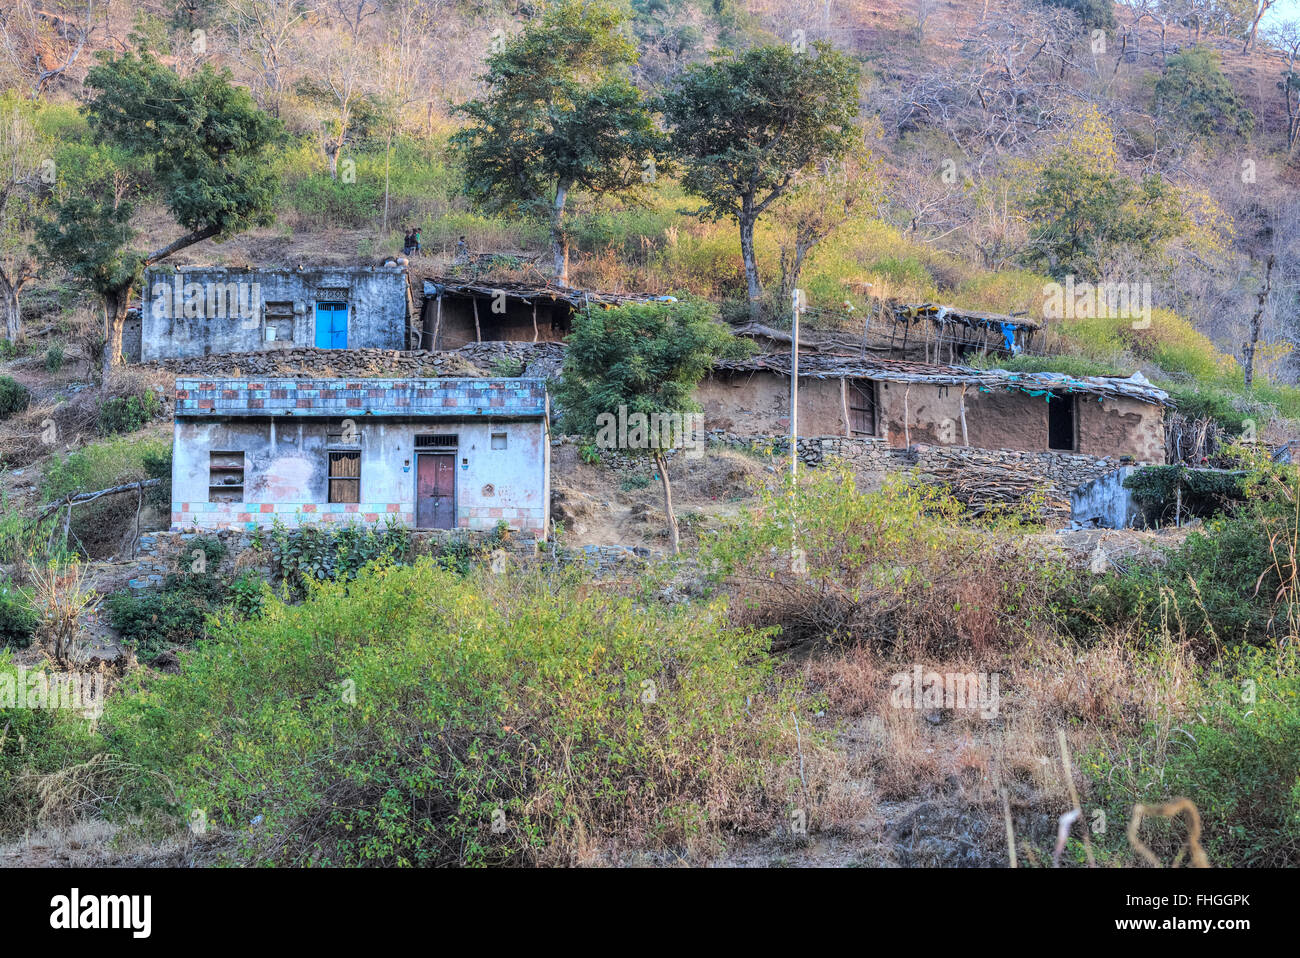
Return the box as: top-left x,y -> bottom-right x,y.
1048,393 -> 1076,451
416,453 -> 456,529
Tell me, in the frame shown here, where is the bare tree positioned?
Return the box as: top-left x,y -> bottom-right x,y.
1271,20 -> 1300,153
1243,254 -> 1275,389
224,0 -> 313,117
1243,0 -> 1277,52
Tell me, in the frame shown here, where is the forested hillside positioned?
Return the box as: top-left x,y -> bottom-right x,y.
0,1 -> 1298,875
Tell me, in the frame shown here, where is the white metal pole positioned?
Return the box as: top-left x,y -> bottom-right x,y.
790,287 -> 800,478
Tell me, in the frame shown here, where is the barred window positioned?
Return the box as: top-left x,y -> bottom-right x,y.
328,451 -> 360,503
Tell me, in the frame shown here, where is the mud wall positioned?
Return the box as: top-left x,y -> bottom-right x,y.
695,370 -> 1165,462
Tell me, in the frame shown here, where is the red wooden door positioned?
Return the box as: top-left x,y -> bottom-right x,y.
416,454 -> 456,529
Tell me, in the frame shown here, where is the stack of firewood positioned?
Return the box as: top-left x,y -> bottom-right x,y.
921,466 -> 1070,519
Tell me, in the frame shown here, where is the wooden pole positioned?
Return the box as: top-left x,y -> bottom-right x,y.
903,385 -> 911,448
432,292 -> 443,350
532,301 -> 539,342
133,483 -> 142,559
840,377 -> 851,436
472,295 -> 482,342
959,384 -> 969,446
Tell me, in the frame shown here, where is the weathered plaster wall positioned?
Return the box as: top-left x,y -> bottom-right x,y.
172,417 -> 549,534
696,372 -> 848,435
141,266 -> 409,361
695,370 -> 1165,462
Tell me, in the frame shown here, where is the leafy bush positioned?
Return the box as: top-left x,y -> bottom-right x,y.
1070,462 -> 1299,646
1154,47 -> 1254,141
97,389 -> 162,436
44,343 -> 65,373
1086,644 -> 1300,867
1041,0 -> 1116,31
0,376 -> 30,419
1122,465 -> 1246,522
105,571 -> 229,659
102,559 -> 814,865
142,447 -> 172,510
227,572 -> 267,620
0,582 -> 36,648
267,520 -> 411,592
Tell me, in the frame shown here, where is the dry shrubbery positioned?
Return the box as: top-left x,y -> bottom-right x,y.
0,367 -> 171,470
702,468 -> 1063,654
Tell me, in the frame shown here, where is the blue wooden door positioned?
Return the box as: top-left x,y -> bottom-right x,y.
314,302 -> 348,348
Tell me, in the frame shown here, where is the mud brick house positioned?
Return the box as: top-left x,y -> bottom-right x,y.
701,354 -> 1169,462
137,265 -> 411,362
417,278 -> 666,349
171,377 -> 550,535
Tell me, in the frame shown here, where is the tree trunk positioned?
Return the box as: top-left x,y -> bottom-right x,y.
1243,255 -> 1275,390
739,205 -> 762,321
1245,5 -> 1268,54
1,275 -> 22,343
654,449 -> 679,555
102,286 -> 130,384
551,179 -> 571,286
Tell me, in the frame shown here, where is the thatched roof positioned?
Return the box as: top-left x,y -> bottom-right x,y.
421,277 -> 666,309
889,302 -> 1040,331
713,353 -> 1171,406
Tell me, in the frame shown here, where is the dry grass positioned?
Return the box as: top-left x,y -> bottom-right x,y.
794,628 -> 1201,864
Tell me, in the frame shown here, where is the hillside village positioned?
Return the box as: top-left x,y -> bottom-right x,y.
0,0 -> 1298,873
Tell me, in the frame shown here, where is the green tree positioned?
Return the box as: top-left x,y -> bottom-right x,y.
1154,47 -> 1255,142
1041,0 -> 1117,31
452,0 -> 667,286
661,41 -> 860,320
0,94 -> 47,344
1020,106 -> 1226,279
556,301 -> 745,553
36,51 -> 280,379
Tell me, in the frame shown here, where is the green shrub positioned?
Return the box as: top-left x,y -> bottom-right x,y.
1122,465 -> 1247,522
0,376 -> 30,419
44,343 -> 65,373
102,559 -> 809,865
1068,462 -> 1299,646
228,572 -> 267,620
0,583 -> 36,648
105,571 -> 229,659
1041,0 -> 1116,30
97,389 -> 162,436
142,447 -> 172,509
1086,644 -> 1300,867
267,520 -> 410,592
